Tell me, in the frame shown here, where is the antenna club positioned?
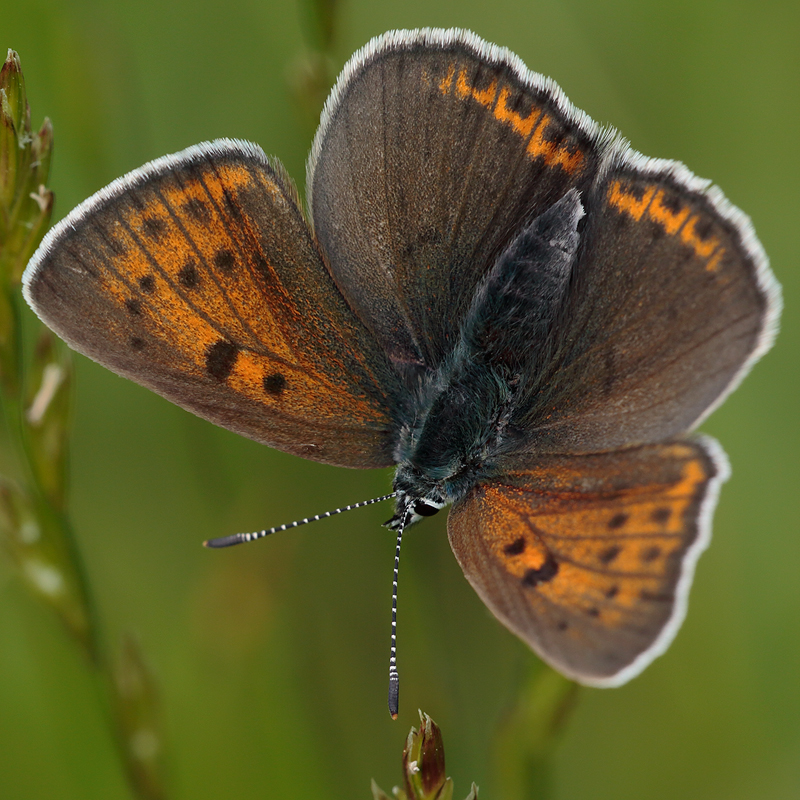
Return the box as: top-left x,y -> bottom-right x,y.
203,533 -> 245,548
389,674 -> 400,719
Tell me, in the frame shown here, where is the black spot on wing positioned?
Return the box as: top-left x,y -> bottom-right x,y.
142,217 -> 167,242
263,373 -> 286,395
521,554 -> 559,588
179,259 -> 199,288
139,274 -> 155,293
252,254 -> 269,274
651,507 -> 671,524
599,544 -> 621,564
214,249 -> 235,272
504,537 -> 526,556
183,197 -> 210,223
608,513 -> 628,529
205,340 -> 239,381
641,546 -> 662,563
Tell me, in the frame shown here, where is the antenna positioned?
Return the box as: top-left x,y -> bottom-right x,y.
388,507 -> 410,720
203,492 -> 397,548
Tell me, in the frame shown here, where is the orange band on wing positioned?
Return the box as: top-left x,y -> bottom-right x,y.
439,64 -> 584,175
608,180 -> 724,271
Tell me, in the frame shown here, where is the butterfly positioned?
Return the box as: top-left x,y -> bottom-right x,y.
23,29 -> 780,714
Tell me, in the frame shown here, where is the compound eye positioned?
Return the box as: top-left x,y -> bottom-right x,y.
413,499 -> 441,518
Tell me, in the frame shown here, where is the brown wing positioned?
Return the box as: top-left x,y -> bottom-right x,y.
24,140 -> 403,467
447,439 -> 726,685
512,155 -> 780,453
309,29 -> 604,375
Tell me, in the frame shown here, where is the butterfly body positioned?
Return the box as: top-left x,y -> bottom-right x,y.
23,29 -> 780,689
390,189 -> 584,523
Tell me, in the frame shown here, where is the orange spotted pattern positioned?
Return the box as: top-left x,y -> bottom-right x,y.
90,162 -> 390,429
437,63 -> 585,175
483,453 -> 704,628
448,441 -> 717,680
608,180 -> 725,272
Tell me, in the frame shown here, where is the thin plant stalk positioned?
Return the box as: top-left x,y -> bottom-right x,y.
0,48 -> 168,800
492,663 -> 579,799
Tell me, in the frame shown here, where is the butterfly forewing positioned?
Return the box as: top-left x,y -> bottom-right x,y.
513,159 -> 777,453
447,439 -> 726,685
24,141 -> 402,467
309,29 -> 604,374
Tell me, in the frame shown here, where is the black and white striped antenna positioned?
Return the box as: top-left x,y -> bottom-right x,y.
387,507 -> 410,720
203,492 -> 397,548
204,489 -> 409,720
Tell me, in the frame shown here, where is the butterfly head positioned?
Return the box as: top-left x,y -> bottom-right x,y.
384,484 -> 447,531
387,423 -> 493,531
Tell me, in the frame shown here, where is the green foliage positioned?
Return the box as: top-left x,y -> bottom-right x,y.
0,3 -> 796,799
0,49 -> 169,800
372,712 -> 479,800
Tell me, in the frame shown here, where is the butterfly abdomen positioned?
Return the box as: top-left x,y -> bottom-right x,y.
460,189 -> 583,372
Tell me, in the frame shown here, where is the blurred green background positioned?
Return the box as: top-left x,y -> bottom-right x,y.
1,0 -> 798,798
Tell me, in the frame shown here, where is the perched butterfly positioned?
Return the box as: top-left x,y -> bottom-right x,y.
23,29 -> 780,717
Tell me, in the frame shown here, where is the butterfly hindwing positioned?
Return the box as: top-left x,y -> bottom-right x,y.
24,140 -> 402,467
447,439 -> 726,685
309,29 -> 604,376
